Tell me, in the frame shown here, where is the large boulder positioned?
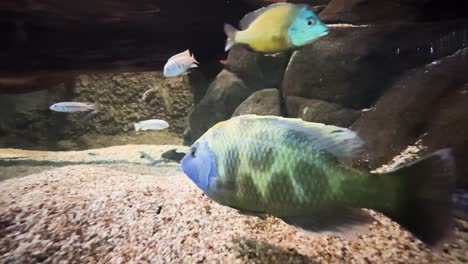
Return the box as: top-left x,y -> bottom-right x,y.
186,72 -> 210,106
225,45 -> 291,90
419,83 -> 468,189
286,96 -> 360,127
232,88 -> 282,117
282,21 -> 468,109
186,70 -> 257,144
186,60 -> 225,105
319,0 -> 419,24
351,48 -> 468,172
319,0 -> 468,24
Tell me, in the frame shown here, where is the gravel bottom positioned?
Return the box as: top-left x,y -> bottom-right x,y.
1,162 -> 467,263
0,145 -> 188,181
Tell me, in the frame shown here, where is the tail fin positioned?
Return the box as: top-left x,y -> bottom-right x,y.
191,53 -> 199,64
84,102 -> 97,112
134,123 -> 141,132
381,148 -> 456,248
79,103 -> 98,122
223,24 -> 238,52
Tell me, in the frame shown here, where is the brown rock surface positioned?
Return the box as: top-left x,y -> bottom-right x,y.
319,0 -> 468,24
282,22 -> 468,109
286,96 -> 360,127
420,83 -> 468,189
351,48 -> 468,171
225,45 -> 291,90
232,88 -> 283,117
186,70 -> 256,144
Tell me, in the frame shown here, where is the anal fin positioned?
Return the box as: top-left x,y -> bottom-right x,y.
279,207 -> 377,241
236,209 -> 267,220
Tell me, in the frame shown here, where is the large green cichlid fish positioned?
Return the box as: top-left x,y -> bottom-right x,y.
180,115 -> 456,248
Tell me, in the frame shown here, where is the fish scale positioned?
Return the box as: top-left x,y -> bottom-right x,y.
209,119 -> 349,214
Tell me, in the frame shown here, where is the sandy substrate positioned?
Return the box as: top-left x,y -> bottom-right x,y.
0,146 -> 467,263
0,145 -> 188,182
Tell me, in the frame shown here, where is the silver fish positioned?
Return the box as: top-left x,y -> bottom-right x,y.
49,102 -> 97,113
163,49 -> 199,77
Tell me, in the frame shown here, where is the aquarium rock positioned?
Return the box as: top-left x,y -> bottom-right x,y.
286,96 -> 360,127
186,70 -> 256,144
282,22 -> 468,109
352,47 -> 468,176
232,88 -> 282,117
320,0 -> 468,24
421,82 -> 468,189
225,45 -> 290,90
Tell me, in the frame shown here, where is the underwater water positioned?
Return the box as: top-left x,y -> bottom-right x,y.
1,1 -> 468,263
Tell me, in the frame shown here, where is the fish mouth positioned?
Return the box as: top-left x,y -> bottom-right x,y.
301,30 -> 329,47
318,30 -> 329,37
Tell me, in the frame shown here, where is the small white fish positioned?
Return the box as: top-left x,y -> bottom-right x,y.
134,119 -> 169,132
49,102 -> 97,113
163,49 -> 199,77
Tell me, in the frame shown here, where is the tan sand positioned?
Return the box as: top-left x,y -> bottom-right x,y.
0,146 -> 467,263
0,145 -> 188,182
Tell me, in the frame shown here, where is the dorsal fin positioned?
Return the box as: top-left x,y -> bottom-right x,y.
168,49 -> 191,61
234,115 -> 365,159
281,119 -> 364,158
239,3 -> 292,30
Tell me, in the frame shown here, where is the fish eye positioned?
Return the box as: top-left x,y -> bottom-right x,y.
306,17 -> 315,26
190,147 -> 197,158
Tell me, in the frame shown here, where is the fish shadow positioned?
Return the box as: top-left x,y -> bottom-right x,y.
231,237 -> 318,264
0,158 -> 143,168
0,158 -> 161,182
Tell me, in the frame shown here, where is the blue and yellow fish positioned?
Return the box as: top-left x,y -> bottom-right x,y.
224,3 -> 329,53
181,115 -> 456,248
